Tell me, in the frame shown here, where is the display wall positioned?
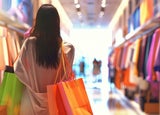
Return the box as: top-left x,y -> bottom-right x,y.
0,0 -> 33,26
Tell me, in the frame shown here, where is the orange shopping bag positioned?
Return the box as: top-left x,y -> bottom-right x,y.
0,105 -> 7,115
47,78 -> 93,115
58,78 -> 93,115
47,83 -> 67,115
47,46 -> 93,115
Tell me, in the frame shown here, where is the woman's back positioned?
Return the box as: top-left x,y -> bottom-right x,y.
14,37 -> 74,115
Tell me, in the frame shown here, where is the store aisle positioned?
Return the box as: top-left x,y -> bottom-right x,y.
85,81 -> 147,115
76,68 -> 148,115
85,80 -> 110,114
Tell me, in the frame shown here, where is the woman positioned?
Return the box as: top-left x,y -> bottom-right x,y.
14,4 -> 75,114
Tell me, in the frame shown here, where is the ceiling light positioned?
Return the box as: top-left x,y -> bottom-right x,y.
77,11 -> 82,16
74,0 -> 79,4
99,11 -> 104,17
101,0 -> 106,7
75,3 -> 80,9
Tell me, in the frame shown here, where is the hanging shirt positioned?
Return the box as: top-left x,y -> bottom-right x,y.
137,36 -> 147,77
147,28 -> 160,81
154,35 -> 160,72
143,33 -> 153,79
140,0 -> 154,25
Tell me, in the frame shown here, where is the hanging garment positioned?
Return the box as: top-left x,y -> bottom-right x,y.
0,27 -> 9,70
140,0 -> 154,25
13,32 -> 21,54
154,35 -> 160,72
128,39 -> 141,85
120,45 -> 127,69
137,36 -> 147,77
114,47 -> 123,89
147,28 -> 160,81
123,68 -> 137,87
124,42 -> 133,69
143,33 -> 154,79
1,36 -> 9,68
122,42 -> 137,87
133,6 -> 140,29
108,51 -> 116,83
0,38 -> 5,70
6,31 -> 19,66
131,39 -> 141,76
120,42 -> 133,69
14,37 -> 75,115
120,44 -> 130,87
118,46 -> 125,69
153,31 -> 160,81
128,15 -> 134,33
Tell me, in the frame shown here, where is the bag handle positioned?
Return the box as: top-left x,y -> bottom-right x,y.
54,44 -> 74,83
61,45 -> 75,81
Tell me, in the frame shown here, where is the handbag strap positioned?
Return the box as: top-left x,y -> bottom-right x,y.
61,45 -> 75,80
54,44 -> 74,83
61,47 -> 68,80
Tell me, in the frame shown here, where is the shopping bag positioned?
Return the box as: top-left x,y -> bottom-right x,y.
47,46 -> 93,115
58,78 -> 93,115
0,68 -> 24,115
47,82 -> 67,115
47,78 -> 93,115
0,105 -> 7,115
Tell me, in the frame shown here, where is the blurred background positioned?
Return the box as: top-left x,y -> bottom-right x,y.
0,0 -> 160,114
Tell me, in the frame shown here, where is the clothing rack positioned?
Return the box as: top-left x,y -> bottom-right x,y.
118,16 -> 160,47
0,10 -> 30,35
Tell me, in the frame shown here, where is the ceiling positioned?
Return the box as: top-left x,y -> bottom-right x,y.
59,0 -> 122,28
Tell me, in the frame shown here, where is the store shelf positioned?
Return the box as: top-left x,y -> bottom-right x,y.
125,16 -> 160,40
117,16 -> 160,47
0,10 -> 30,33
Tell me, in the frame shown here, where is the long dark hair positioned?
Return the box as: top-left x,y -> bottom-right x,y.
30,4 -> 62,68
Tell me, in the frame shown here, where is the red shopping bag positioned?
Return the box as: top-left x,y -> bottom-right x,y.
47,83 -> 67,115
0,105 -> 7,115
47,78 -> 93,115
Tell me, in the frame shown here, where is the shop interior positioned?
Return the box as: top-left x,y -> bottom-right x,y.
0,0 -> 160,115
